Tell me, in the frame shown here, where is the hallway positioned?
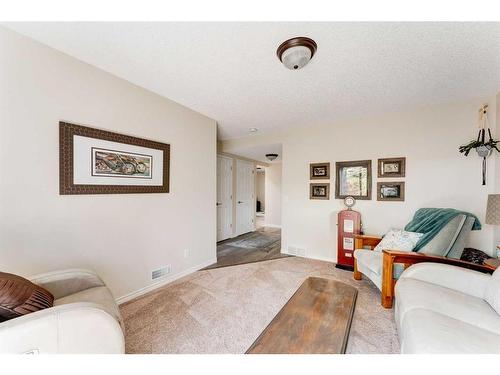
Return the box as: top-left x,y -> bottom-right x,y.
205,227 -> 288,270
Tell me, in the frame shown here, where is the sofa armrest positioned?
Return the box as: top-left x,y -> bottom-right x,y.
29,269 -> 105,299
382,250 -> 494,274
0,302 -> 124,354
379,249 -> 493,308
354,234 -> 382,250
398,262 -> 491,299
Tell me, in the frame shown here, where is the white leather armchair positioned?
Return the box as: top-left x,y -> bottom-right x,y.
0,269 -> 125,354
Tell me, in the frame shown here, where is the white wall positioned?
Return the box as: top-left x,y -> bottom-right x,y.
223,96 -> 498,261
0,27 -> 217,302
256,171 -> 265,211
265,164 -> 282,228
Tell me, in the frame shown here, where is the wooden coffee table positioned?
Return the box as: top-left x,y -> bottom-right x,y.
246,277 -> 358,354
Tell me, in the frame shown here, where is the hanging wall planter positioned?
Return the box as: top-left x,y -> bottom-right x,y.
459,104 -> 498,185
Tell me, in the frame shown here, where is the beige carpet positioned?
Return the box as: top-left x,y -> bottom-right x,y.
120,257 -> 400,354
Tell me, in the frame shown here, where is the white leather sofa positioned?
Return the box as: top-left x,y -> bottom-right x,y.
0,269 -> 125,354
395,263 -> 500,353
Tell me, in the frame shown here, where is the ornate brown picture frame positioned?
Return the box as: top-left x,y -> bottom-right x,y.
310,183 -> 330,200
60,121 -> 170,195
377,181 -> 405,201
378,157 -> 406,178
335,160 -> 372,200
310,162 -> 330,180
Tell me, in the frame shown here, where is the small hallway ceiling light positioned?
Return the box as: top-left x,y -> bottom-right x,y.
266,153 -> 278,161
249,127 -> 259,133
277,37 -> 317,70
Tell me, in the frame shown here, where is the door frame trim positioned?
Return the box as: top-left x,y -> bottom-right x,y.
235,159 -> 256,237
217,154 -> 234,242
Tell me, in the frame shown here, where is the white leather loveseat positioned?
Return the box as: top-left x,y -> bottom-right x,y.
395,263 -> 500,353
0,269 -> 125,354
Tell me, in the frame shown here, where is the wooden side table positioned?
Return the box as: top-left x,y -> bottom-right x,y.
484,258 -> 499,271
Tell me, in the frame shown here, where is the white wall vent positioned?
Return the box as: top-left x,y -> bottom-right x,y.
151,266 -> 171,280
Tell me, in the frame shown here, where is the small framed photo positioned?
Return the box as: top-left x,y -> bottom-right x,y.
378,157 -> 406,178
310,162 -> 330,180
377,181 -> 405,201
310,183 -> 330,200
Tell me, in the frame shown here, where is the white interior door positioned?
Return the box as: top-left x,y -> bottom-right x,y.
236,159 -> 255,236
217,155 -> 233,242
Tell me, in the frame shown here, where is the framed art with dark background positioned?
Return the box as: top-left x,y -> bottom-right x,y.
60,121 -> 170,194
310,162 -> 330,180
310,183 -> 330,200
377,181 -> 405,201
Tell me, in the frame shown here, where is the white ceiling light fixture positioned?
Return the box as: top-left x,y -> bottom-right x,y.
277,37 -> 317,70
249,127 -> 259,133
266,153 -> 278,161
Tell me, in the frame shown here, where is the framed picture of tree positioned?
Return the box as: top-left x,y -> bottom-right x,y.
335,160 -> 372,200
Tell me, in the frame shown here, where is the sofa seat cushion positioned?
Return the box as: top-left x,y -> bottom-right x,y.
354,249 -> 405,281
399,308 -> 500,354
396,278 -> 500,335
54,286 -> 122,325
355,249 -> 382,274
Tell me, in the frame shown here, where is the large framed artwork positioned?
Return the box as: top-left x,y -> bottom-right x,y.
335,160 -> 372,200
59,121 -> 170,194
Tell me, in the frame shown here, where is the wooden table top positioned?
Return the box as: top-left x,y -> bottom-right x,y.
484,258 -> 500,270
246,277 -> 358,354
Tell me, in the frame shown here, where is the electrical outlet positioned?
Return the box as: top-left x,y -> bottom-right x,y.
151,265 -> 171,280
184,249 -> 190,258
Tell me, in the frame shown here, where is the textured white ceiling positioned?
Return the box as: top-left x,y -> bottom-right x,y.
232,143 -> 282,164
5,22 -> 500,140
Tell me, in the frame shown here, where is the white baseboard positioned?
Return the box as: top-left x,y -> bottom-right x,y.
281,250 -> 335,264
115,258 -> 216,305
264,224 -> 282,229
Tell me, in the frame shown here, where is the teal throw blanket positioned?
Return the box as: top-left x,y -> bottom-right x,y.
404,208 -> 481,251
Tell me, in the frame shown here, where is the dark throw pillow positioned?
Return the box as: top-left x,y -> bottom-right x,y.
0,272 -> 54,322
461,247 -> 492,265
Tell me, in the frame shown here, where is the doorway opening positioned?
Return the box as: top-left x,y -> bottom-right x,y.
255,165 -> 266,229
208,144 -> 286,269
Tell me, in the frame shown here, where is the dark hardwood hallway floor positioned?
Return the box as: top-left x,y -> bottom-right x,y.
204,226 -> 290,270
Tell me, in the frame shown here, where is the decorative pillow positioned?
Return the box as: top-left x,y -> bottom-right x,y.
374,229 -> 423,253
0,272 -> 54,322
461,247 -> 492,265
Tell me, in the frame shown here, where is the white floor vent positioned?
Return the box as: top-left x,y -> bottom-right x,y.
151,266 -> 171,280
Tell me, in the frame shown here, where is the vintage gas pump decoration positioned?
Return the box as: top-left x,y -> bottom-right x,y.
459,104 -> 499,185
336,196 -> 361,270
